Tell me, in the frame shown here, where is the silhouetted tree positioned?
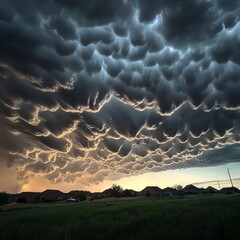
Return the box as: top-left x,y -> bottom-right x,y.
78,191 -> 87,202
111,184 -> 123,200
0,192 -> 8,205
174,185 -> 184,199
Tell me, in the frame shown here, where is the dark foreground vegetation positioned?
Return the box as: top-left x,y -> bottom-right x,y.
0,194 -> 240,240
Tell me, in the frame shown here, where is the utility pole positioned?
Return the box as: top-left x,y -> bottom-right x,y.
217,180 -> 221,190
227,168 -> 234,189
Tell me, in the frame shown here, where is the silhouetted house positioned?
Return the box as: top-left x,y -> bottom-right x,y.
67,190 -> 92,200
40,190 -> 66,202
220,187 -> 240,194
162,187 -> 178,196
6,193 -> 18,203
203,186 -> 219,194
17,192 -> 40,203
121,189 -> 137,197
102,188 -> 114,198
140,186 -> 162,197
67,190 -> 80,199
183,185 -> 201,194
91,192 -> 105,199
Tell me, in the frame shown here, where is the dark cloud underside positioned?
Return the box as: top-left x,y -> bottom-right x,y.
0,0 -> 240,186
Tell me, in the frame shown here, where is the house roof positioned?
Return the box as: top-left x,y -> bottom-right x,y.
183,184 -> 199,191
140,186 -> 162,193
19,192 -> 40,197
206,186 -> 218,192
41,189 -> 65,197
162,187 -> 178,193
221,187 -> 240,193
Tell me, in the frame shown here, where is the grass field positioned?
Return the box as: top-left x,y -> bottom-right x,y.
0,194 -> 240,240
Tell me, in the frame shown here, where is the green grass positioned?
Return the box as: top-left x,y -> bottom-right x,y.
0,195 -> 240,240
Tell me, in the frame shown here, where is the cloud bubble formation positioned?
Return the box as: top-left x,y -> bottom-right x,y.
0,0 -> 240,186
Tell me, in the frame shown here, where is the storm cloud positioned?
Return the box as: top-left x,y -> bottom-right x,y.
0,0 -> 240,187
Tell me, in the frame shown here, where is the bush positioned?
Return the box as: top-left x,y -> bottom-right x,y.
0,192 -> 8,205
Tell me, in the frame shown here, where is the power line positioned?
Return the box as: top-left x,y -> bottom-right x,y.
227,168 -> 234,190
191,177 -> 240,188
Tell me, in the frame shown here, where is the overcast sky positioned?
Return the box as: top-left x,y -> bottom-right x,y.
0,0 -> 240,193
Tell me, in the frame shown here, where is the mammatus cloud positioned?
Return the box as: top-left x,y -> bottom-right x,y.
0,0 -> 240,188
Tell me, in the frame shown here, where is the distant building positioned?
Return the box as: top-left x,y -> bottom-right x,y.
67,190 -> 92,201
183,184 -> 201,194
17,192 -> 41,203
91,192 -> 106,199
121,189 -> 137,197
101,188 -> 114,198
162,187 -> 178,196
6,193 -> 18,203
140,186 -> 162,197
202,186 -> 219,194
220,187 -> 240,194
40,190 -> 66,202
